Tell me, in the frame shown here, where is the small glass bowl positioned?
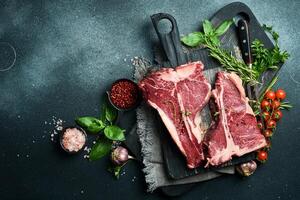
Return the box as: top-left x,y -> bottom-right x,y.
59,126 -> 87,154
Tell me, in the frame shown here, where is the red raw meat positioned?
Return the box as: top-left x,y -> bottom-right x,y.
204,72 -> 267,166
139,61 -> 211,168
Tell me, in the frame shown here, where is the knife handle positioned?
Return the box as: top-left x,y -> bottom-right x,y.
237,19 -> 252,65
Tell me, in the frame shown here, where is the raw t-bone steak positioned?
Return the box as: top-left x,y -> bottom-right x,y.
204,72 -> 267,166
139,61 -> 211,168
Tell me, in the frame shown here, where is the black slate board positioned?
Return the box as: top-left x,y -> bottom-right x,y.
154,2 -> 280,181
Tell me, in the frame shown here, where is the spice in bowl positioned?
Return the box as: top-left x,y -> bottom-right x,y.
108,79 -> 140,111
60,127 -> 87,153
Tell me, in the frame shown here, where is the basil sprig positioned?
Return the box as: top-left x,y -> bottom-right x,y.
75,99 -> 125,161
181,19 -> 233,47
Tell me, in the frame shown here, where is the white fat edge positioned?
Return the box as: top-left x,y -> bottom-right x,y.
235,140 -> 267,157
158,61 -> 202,83
176,63 -> 198,79
227,72 -> 254,115
176,90 -> 195,144
147,100 -> 186,156
208,84 -> 241,165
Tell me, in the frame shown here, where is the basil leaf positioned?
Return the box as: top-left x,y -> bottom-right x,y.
181,32 -> 204,47
100,100 -> 108,122
104,125 -> 125,141
105,104 -> 118,123
215,20 -> 233,36
210,36 -> 220,46
203,20 -> 213,35
89,137 -> 112,161
75,117 -> 105,134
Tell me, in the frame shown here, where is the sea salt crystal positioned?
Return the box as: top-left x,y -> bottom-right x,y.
131,176 -> 136,182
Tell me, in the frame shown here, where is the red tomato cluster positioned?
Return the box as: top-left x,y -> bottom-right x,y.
256,89 -> 287,162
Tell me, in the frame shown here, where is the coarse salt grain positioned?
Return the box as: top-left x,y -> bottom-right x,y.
61,128 -> 86,152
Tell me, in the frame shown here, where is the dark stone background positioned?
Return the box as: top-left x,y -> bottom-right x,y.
0,0 -> 299,199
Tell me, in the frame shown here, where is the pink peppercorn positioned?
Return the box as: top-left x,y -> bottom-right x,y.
110,80 -> 138,109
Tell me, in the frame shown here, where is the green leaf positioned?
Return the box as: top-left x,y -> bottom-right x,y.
215,20 -> 233,36
181,32 -> 204,47
210,36 -> 220,46
75,117 -> 105,134
203,20 -> 214,35
89,137 -> 112,161
100,100 -> 108,122
104,125 -> 125,141
108,165 -> 122,179
105,104 -> 118,123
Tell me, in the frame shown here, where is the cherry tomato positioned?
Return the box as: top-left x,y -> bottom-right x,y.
257,150 -> 268,162
263,129 -> 273,137
261,100 -> 270,110
276,89 -> 286,100
265,90 -> 276,100
273,110 -> 283,121
266,119 -> 276,129
262,111 -> 271,121
272,100 -> 281,109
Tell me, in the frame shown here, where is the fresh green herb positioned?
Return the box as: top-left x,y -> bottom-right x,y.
259,76 -> 278,102
76,99 -> 125,161
279,101 -> 293,109
181,20 -> 289,87
105,105 -> 118,124
181,110 -> 192,116
104,125 -> 126,141
181,32 -> 204,47
108,164 -> 123,179
215,20 -> 234,36
203,20 -> 214,35
181,19 -> 259,84
75,117 -> 105,134
100,100 -> 118,124
213,111 -> 219,117
89,136 -> 112,161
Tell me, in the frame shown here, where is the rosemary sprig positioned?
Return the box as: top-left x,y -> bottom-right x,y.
206,41 -> 259,84
181,20 -> 289,87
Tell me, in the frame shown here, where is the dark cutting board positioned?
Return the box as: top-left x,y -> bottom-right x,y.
153,2 -> 281,181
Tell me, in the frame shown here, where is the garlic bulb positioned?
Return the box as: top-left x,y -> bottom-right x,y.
111,146 -> 129,165
236,160 -> 257,176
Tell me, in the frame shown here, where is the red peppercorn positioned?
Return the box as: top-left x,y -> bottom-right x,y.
110,80 -> 138,109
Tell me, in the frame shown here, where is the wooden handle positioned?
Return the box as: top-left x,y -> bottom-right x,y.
151,13 -> 186,67
237,19 -> 252,65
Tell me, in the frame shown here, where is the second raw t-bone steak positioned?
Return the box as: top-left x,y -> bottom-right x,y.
204,72 -> 267,166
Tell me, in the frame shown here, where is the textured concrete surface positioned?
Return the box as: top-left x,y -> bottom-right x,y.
0,0 -> 299,199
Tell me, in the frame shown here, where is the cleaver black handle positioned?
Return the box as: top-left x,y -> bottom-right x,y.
237,19 -> 252,65
151,13 -> 186,67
